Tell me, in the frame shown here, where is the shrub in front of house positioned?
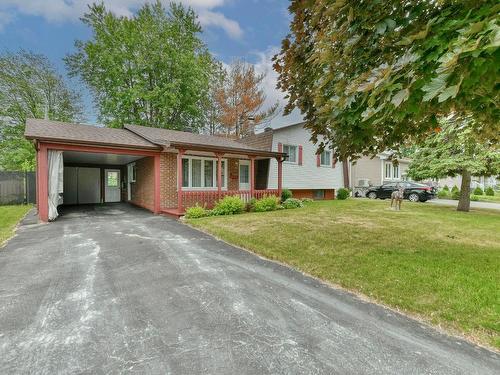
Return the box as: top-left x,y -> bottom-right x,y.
485,186 -> 495,196
281,188 -> 292,202
336,188 -> 350,200
442,185 -> 450,192
437,190 -> 450,199
185,205 -> 209,219
301,197 -> 314,203
451,185 -> 459,193
282,198 -> 303,209
212,196 -> 245,216
451,189 -> 461,200
470,195 -> 480,201
253,195 -> 280,212
473,187 -> 483,195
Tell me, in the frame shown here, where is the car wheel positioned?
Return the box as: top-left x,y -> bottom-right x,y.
408,193 -> 419,202
367,192 -> 377,199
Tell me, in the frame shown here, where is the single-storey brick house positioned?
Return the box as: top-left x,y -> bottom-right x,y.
25,119 -> 285,222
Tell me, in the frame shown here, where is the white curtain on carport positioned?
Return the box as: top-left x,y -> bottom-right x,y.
48,150 -> 64,221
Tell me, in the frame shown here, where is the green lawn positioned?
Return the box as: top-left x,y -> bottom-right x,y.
188,199 -> 500,349
0,205 -> 32,246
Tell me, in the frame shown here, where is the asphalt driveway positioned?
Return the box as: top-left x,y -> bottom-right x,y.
1,204 -> 498,374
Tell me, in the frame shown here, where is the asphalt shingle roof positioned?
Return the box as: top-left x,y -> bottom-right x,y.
25,119 -> 159,149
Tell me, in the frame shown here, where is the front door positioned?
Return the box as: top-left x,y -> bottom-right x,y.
105,169 -> 121,203
239,160 -> 250,191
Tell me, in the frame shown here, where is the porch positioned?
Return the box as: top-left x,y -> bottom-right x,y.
162,146 -> 284,217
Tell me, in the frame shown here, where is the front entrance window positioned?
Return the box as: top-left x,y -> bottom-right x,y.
107,171 -> 119,187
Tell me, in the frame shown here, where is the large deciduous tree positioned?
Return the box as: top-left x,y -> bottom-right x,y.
0,51 -> 82,171
215,60 -> 278,138
66,1 -> 215,131
407,117 -> 499,212
274,0 -> 499,159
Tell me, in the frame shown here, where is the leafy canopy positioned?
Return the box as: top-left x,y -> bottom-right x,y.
66,1 -> 215,131
0,51 -> 82,171
215,59 -> 278,138
274,0 -> 499,159
407,117 -> 499,180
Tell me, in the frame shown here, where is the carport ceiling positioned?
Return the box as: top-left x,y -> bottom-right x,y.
63,151 -> 144,165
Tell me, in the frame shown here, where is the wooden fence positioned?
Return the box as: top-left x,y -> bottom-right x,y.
0,171 -> 36,205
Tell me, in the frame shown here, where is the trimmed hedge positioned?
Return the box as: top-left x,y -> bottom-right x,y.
336,188 -> 350,200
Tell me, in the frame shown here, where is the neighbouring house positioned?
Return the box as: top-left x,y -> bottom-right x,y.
434,175 -> 498,190
239,122 -> 345,200
25,119 -> 285,222
348,151 -> 411,196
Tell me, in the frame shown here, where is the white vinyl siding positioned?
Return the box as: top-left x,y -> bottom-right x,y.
181,156 -> 227,190
268,125 -> 344,190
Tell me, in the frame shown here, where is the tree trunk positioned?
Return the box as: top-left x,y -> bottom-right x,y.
457,170 -> 471,212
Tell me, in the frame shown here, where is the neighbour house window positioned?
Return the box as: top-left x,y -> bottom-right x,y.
283,144 -> 297,163
385,162 -> 392,179
181,156 -> 227,189
320,150 -> 331,166
384,161 -> 401,180
393,164 -> 400,179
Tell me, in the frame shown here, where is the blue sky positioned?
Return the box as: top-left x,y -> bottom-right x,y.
0,0 -> 302,127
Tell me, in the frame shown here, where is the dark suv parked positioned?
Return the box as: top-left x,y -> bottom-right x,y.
365,182 -> 436,202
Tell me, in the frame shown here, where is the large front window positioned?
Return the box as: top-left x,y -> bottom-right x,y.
181,156 -> 227,189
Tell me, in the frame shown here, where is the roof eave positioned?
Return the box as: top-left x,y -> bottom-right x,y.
168,141 -> 285,158
25,136 -> 162,151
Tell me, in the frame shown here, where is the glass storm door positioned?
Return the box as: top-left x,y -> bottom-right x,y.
239,160 -> 250,191
105,169 -> 121,202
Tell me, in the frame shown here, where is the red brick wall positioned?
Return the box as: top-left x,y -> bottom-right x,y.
131,153 -> 248,210
160,153 -> 178,208
228,158 -> 239,191
291,189 -> 335,200
129,156 -> 154,211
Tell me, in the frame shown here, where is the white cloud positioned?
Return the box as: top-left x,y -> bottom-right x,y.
250,47 -> 304,129
0,0 -> 242,38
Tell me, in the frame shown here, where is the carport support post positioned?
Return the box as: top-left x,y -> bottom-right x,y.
154,154 -> 161,214
249,156 -> 255,198
38,143 -> 49,222
216,153 -> 223,198
277,156 -> 283,200
177,149 -> 185,211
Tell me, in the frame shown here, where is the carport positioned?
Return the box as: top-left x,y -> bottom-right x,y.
25,119 -> 162,222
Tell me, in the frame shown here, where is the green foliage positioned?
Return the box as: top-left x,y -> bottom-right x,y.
185,205 -> 209,219
485,186 -> 495,196
442,185 -> 450,192
437,190 -> 450,199
301,198 -> 314,204
451,189 -> 461,200
212,196 -> 245,216
274,1 -> 499,159
473,187 -> 484,196
0,51 -> 82,170
470,195 -> 480,202
253,195 -> 280,212
65,1 -> 215,130
281,188 -> 292,202
282,198 -> 303,209
408,118 -> 499,210
336,188 -> 350,200
451,185 -> 459,193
